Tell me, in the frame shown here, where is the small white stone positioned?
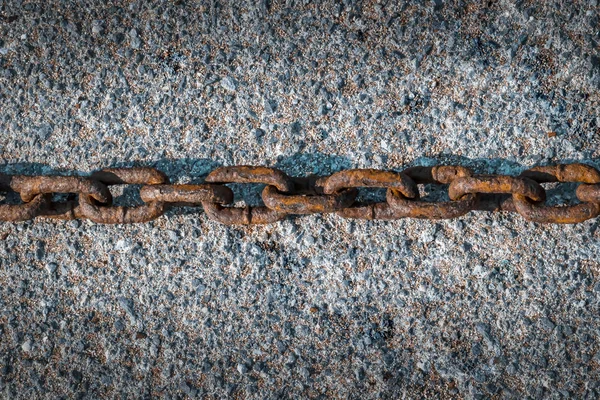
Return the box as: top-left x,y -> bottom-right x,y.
45,262 -> 57,275
22,340 -> 32,352
220,76 -> 237,92
115,239 -> 132,253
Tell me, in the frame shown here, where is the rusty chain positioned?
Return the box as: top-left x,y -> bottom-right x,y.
0,163 -> 599,225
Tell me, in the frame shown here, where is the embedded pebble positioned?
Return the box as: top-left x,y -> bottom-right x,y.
21,340 -> 32,353
44,262 -> 57,275
221,76 -> 237,92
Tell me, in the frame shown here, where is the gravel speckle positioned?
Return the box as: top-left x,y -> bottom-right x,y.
21,340 -> 31,353
44,262 -> 57,275
221,76 -> 237,92
237,363 -> 249,375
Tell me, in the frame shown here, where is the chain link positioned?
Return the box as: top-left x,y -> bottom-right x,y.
386,166 -> 477,219
514,165 -> 600,223
323,169 -> 419,220
1,163 -> 599,225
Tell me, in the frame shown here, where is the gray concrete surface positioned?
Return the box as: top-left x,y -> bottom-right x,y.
1,0 -> 600,398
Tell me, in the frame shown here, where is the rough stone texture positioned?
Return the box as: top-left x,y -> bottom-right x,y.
1,0 -> 600,398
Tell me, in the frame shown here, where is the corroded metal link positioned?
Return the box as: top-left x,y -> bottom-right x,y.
261,176 -> 357,214
0,174 -> 81,221
527,164 -> 600,208
387,165 -> 476,219
140,184 -> 233,206
387,190 -> 477,219
322,169 -> 418,221
448,175 -> 546,202
401,165 -> 473,184
10,175 -> 111,203
90,167 -> 168,185
79,167 -> 168,224
79,201 -> 165,224
262,184 -> 357,214
577,185 -> 600,204
202,166 -> 293,225
520,163 -> 600,184
202,202 -> 286,225
0,194 -> 49,222
336,202 -> 412,220
513,195 -> 599,224
513,164 -> 600,223
205,166 -> 294,192
322,169 -> 418,198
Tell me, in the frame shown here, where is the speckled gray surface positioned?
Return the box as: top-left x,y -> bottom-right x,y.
1,0 -> 600,398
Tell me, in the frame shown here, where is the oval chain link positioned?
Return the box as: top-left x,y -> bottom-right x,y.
78,168 -> 168,224
322,169 -> 418,220
202,166 -> 292,225
262,175 -> 358,214
514,164 -> 600,223
0,193 -> 49,222
140,184 -> 233,206
387,166 -> 477,219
